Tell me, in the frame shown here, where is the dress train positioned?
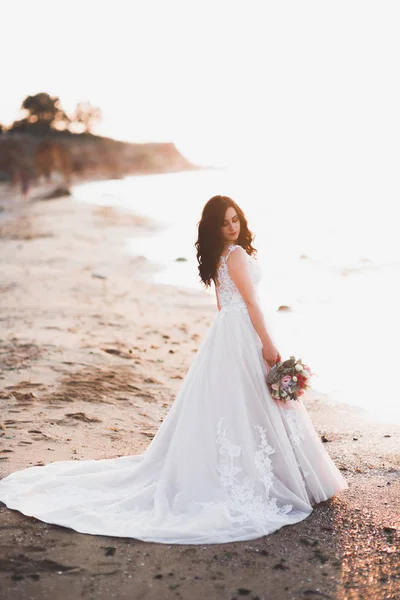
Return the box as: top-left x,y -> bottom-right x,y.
0,244 -> 348,544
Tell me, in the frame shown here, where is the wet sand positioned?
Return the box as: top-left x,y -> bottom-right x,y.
0,181 -> 399,599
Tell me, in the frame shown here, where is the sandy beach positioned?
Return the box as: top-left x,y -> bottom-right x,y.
0,181 -> 399,600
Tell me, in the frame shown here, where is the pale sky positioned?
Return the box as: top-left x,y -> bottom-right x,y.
1,0 -> 400,168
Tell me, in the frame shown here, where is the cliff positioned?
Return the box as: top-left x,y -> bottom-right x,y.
0,131 -> 198,189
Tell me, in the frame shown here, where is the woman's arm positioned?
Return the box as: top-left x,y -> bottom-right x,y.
227,248 -> 279,366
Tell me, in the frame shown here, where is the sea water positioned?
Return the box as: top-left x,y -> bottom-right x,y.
73,168 -> 400,425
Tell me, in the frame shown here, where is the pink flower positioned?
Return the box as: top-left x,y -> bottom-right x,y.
281,375 -> 292,386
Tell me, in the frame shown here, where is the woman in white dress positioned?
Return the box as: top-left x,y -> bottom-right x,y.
0,195 -> 348,545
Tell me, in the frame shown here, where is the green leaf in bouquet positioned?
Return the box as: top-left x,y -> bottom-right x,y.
266,366 -> 280,384
282,358 -> 296,369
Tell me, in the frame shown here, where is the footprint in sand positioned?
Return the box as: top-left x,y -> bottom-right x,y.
101,348 -> 135,360
64,412 -> 102,423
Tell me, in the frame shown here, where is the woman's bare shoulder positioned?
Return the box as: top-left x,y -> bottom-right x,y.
226,245 -> 248,267
224,244 -> 246,258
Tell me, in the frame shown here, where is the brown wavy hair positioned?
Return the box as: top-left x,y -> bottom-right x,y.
195,195 -> 257,288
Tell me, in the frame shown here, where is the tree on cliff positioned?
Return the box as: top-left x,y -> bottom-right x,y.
9,93 -> 70,135
71,102 -> 102,134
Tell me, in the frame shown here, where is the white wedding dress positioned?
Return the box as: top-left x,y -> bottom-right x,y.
0,244 -> 348,544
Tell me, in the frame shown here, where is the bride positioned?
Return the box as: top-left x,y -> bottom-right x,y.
0,194 -> 348,545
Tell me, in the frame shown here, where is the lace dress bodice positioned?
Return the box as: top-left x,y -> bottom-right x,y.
215,244 -> 262,314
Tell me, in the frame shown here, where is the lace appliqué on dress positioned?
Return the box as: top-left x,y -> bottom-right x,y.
193,417 -> 293,524
215,245 -> 261,318
219,303 -> 249,317
281,410 -> 310,479
216,249 -> 248,313
282,409 -> 306,447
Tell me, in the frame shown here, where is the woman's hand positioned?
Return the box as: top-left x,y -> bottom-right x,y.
262,347 -> 281,368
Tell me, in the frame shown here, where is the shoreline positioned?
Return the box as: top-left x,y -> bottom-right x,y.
0,184 -> 399,599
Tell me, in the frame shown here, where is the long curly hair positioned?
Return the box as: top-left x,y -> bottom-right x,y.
195,195 -> 257,288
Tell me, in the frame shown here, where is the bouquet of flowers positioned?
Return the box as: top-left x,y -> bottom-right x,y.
266,355 -> 312,402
